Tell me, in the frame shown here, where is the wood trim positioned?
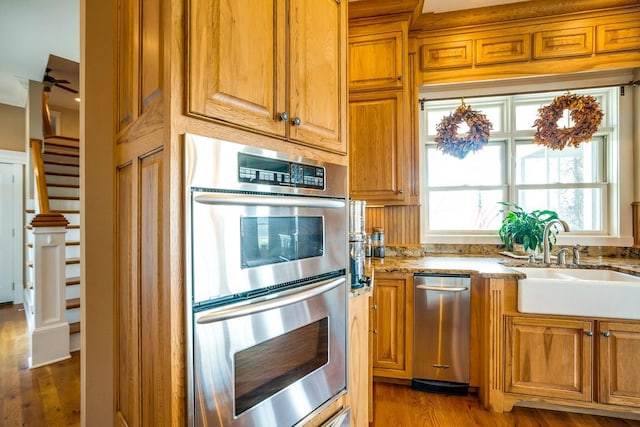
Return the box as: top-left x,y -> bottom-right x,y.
533,27 -> 593,59
632,202 -> 640,247
475,33 -> 531,65
30,213 -> 69,228
596,20 -> 640,53
414,8 -> 640,84
30,139 -> 50,214
42,91 -> 53,137
412,0 -> 640,32
348,0 -> 421,21
420,40 -> 473,70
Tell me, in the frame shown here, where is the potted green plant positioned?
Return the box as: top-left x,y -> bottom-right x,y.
498,202 -> 560,254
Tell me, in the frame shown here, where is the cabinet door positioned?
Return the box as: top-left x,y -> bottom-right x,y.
505,316 -> 593,401
288,0 -> 347,154
371,273 -> 412,378
188,0 -> 286,136
599,321 -> 640,406
349,91 -> 407,204
347,292 -> 371,427
349,30 -> 404,91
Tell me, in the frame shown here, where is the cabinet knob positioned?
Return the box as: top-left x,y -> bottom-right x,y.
291,117 -> 302,126
585,331 -> 593,337
398,189 -> 404,194
397,75 -> 402,81
371,329 -> 378,335
371,304 -> 377,310
602,331 -> 611,337
279,112 -> 289,121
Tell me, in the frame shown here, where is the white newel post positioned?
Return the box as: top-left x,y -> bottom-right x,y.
29,213 -> 70,368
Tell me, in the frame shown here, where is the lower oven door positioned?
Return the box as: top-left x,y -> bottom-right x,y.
192,277 -> 347,427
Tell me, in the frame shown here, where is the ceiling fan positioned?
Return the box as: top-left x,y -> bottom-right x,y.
43,68 -> 78,94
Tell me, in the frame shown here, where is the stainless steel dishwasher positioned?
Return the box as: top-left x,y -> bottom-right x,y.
412,273 -> 471,394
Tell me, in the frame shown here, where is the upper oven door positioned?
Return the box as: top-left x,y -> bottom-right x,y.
190,190 -> 347,304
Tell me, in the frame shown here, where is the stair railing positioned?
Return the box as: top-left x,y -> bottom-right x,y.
30,138 -> 50,214
22,90 -> 72,368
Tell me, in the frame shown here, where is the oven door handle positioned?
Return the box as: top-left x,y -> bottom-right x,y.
195,277 -> 345,324
194,193 -> 346,209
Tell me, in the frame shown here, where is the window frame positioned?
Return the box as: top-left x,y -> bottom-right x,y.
418,74 -> 634,247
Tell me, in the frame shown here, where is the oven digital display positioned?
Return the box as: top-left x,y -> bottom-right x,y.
238,153 -> 325,189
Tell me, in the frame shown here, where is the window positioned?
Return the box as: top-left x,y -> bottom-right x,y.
419,84 -> 631,246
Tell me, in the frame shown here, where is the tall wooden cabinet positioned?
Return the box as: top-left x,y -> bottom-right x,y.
188,0 -> 347,154
114,0 -> 173,424
112,0 -> 348,425
348,20 -> 412,205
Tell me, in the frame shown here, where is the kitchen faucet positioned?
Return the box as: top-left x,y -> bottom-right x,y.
542,219 -> 569,264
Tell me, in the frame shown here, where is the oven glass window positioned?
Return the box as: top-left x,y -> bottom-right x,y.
234,318 -> 329,415
240,216 -> 324,268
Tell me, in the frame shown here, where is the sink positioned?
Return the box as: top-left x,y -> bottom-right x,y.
511,267 -> 640,320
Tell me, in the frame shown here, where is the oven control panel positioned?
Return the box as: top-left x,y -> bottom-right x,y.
238,153 -> 325,190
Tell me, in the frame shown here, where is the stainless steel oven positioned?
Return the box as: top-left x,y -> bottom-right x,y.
185,134 -> 349,426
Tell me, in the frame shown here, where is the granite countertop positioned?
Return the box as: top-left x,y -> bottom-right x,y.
365,254 -> 640,279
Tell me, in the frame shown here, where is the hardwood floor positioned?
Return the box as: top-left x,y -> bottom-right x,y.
3,299 -> 640,427
0,304 -> 80,427
373,382 -> 640,427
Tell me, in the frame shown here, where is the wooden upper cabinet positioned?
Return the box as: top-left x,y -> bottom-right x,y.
188,0 -> 285,136
187,0 -> 347,154
288,0 -> 347,153
505,316 -> 593,402
349,90 -> 407,204
598,321 -> 640,407
349,29 -> 404,91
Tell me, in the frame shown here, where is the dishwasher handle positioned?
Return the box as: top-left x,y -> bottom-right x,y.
416,284 -> 468,292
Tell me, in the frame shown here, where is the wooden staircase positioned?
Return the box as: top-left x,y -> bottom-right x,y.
25,136 -> 81,352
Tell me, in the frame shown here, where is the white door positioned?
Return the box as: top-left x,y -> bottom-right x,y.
0,162 -> 17,303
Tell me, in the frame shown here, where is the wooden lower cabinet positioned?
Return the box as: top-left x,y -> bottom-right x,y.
505,316 -> 593,402
504,315 -> 640,413
370,273 -> 413,379
598,321 -> 640,406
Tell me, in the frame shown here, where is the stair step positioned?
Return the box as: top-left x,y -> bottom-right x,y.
66,298 -> 80,310
49,195 -> 80,201
44,171 -> 80,178
67,276 -> 80,286
44,158 -> 79,167
69,322 -> 80,335
47,182 -> 80,189
24,208 -> 80,215
43,135 -> 80,147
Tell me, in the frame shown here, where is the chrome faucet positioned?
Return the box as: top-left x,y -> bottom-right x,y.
543,219 -> 569,264
572,244 -> 581,265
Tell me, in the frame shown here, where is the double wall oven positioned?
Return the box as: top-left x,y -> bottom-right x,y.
185,134 -> 349,427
